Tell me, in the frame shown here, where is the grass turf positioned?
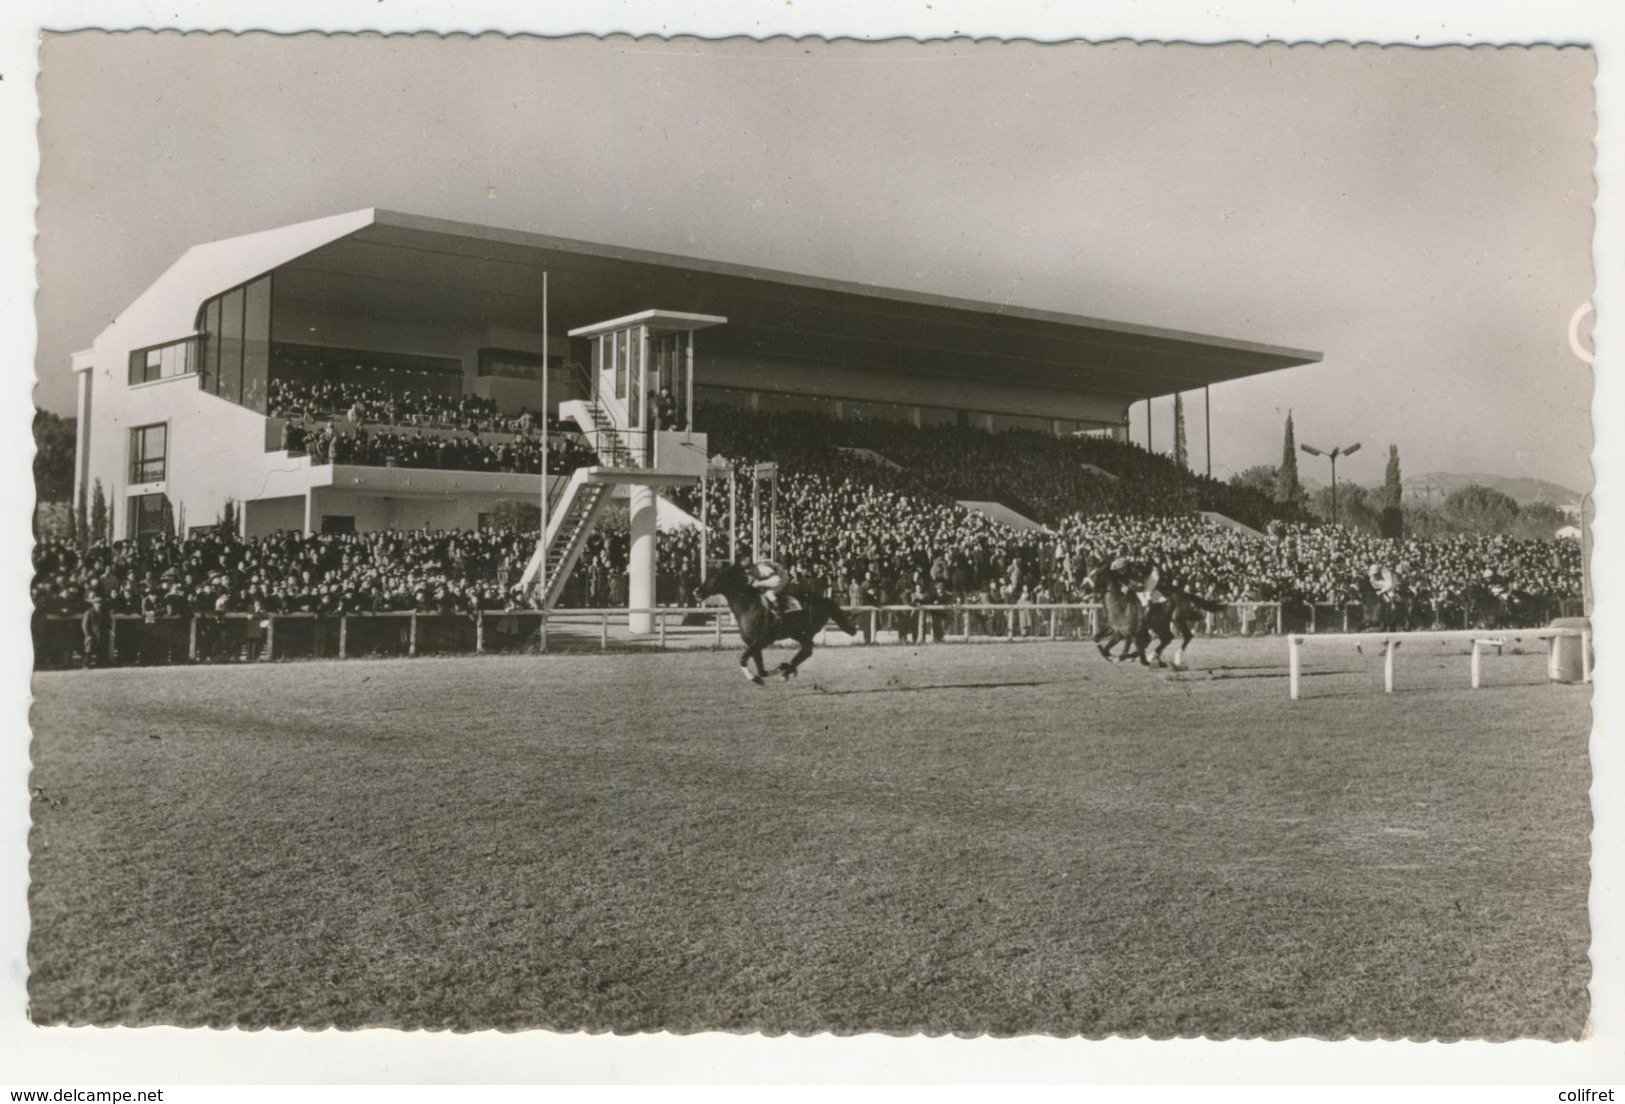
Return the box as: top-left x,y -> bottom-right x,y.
27,638 -> 1591,1037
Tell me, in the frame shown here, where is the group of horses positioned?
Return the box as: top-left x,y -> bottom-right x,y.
695,558 -> 1227,683
696,559 -> 1556,684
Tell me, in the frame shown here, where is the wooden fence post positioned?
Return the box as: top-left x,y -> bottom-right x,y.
339,616 -> 348,660
265,616 -> 276,662
408,613 -> 418,657
188,616 -> 198,663
474,613 -> 483,655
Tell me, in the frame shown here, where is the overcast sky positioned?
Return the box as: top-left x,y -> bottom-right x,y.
33,33 -> 1596,492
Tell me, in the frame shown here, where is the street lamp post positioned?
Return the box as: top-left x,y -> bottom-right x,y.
1300,441 -> 1361,524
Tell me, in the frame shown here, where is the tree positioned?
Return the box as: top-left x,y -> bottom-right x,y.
1381,445 -> 1403,510
1311,482 -> 1379,533
1380,444 -> 1404,538
1512,501 -> 1568,542
1444,483 -> 1520,535
1173,393 -> 1189,470
218,498 -> 240,536
1275,413 -> 1303,509
89,479 -> 109,545
32,410 -> 76,504
1230,464 -> 1278,497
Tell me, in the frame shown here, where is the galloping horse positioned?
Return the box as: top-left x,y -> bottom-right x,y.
1078,561 -> 1153,666
696,563 -> 863,684
1080,560 -> 1225,669
1151,587 -> 1228,669
1356,576 -> 1411,633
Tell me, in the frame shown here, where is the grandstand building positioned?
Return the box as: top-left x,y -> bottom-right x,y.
70,208 -> 1321,613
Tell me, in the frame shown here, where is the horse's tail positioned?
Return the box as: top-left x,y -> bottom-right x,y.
823,599 -> 862,638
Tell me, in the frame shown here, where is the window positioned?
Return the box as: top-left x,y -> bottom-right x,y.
476,348 -> 562,379
242,277 -> 272,413
126,493 -> 172,541
127,339 -> 195,385
320,515 -> 356,534
129,424 -> 167,484
218,286 -> 245,403
194,273 -> 272,407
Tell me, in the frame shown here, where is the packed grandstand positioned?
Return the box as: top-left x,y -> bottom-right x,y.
33,399 -> 1583,650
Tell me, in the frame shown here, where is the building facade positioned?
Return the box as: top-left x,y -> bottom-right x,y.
71,208 -> 1321,545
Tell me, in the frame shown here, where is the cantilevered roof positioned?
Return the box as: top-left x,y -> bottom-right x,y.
119,208 -> 1323,399
97,209 -> 376,355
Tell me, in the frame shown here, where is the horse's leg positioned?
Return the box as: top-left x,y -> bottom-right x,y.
1148,619 -> 1173,667
1175,619 -> 1194,669
1093,625 -> 1117,660
739,646 -> 765,685
780,635 -> 813,678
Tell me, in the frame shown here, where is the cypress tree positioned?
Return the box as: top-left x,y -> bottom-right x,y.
89,480 -> 109,545
1173,394 -> 1189,470
1275,413 -> 1302,508
1382,444 -> 1403,510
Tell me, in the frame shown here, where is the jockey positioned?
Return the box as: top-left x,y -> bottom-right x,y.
1368,563 -> 1399,602
1112,556 -> 1165,608
745,557 -> 792,616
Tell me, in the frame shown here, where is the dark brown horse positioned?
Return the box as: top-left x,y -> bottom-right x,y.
1081,560 -> 1226,669
1079,561 -> 1153,666
696,563 -> 863,685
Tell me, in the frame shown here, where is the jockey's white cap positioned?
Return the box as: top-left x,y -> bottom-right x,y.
1368,564 -> 1382,575
1110,557 -> 1129,571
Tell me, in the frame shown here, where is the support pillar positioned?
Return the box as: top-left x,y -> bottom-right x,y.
628,483 -> 658,634
1205,385 -> 1212,478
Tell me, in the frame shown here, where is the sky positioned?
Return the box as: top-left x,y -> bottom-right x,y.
32,33 -> 1597,492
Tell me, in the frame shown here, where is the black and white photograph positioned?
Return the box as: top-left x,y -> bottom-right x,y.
6,3 -> 1623,1086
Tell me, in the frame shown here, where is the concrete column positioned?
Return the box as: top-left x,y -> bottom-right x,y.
628,483 -> 658,634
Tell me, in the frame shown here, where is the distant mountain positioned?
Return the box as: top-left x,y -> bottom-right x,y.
1399,472 -> 1583,507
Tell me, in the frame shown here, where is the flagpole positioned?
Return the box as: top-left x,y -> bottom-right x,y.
539,271 -> 549,601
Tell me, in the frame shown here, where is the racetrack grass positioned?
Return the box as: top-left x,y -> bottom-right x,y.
28,640 -> 1591,1037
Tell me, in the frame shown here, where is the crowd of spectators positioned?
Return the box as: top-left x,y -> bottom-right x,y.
31,528 -> 540,620
280,420 -> 597,475
33,402 -> 1583,642
269,378 -> 556,436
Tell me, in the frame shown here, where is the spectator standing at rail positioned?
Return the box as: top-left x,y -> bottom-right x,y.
80,594 -> 111,669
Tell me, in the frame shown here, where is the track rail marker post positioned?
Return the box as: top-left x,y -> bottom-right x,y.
1384,640 -> 1395,693
339,616 -> 348,660
1288,634 -> 1301,700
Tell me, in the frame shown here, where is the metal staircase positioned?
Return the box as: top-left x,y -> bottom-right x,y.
518,466 -> 614,609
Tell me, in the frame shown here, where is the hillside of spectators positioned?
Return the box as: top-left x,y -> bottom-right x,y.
692,403 -> 1290,529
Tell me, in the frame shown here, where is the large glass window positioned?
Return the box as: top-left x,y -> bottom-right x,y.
195,273 -> 271,407
242,278 -> 272,413
126,493 -> 172,541
201,298 -> 220,383
217,286 -> 245,404
129,423 -> 167,484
